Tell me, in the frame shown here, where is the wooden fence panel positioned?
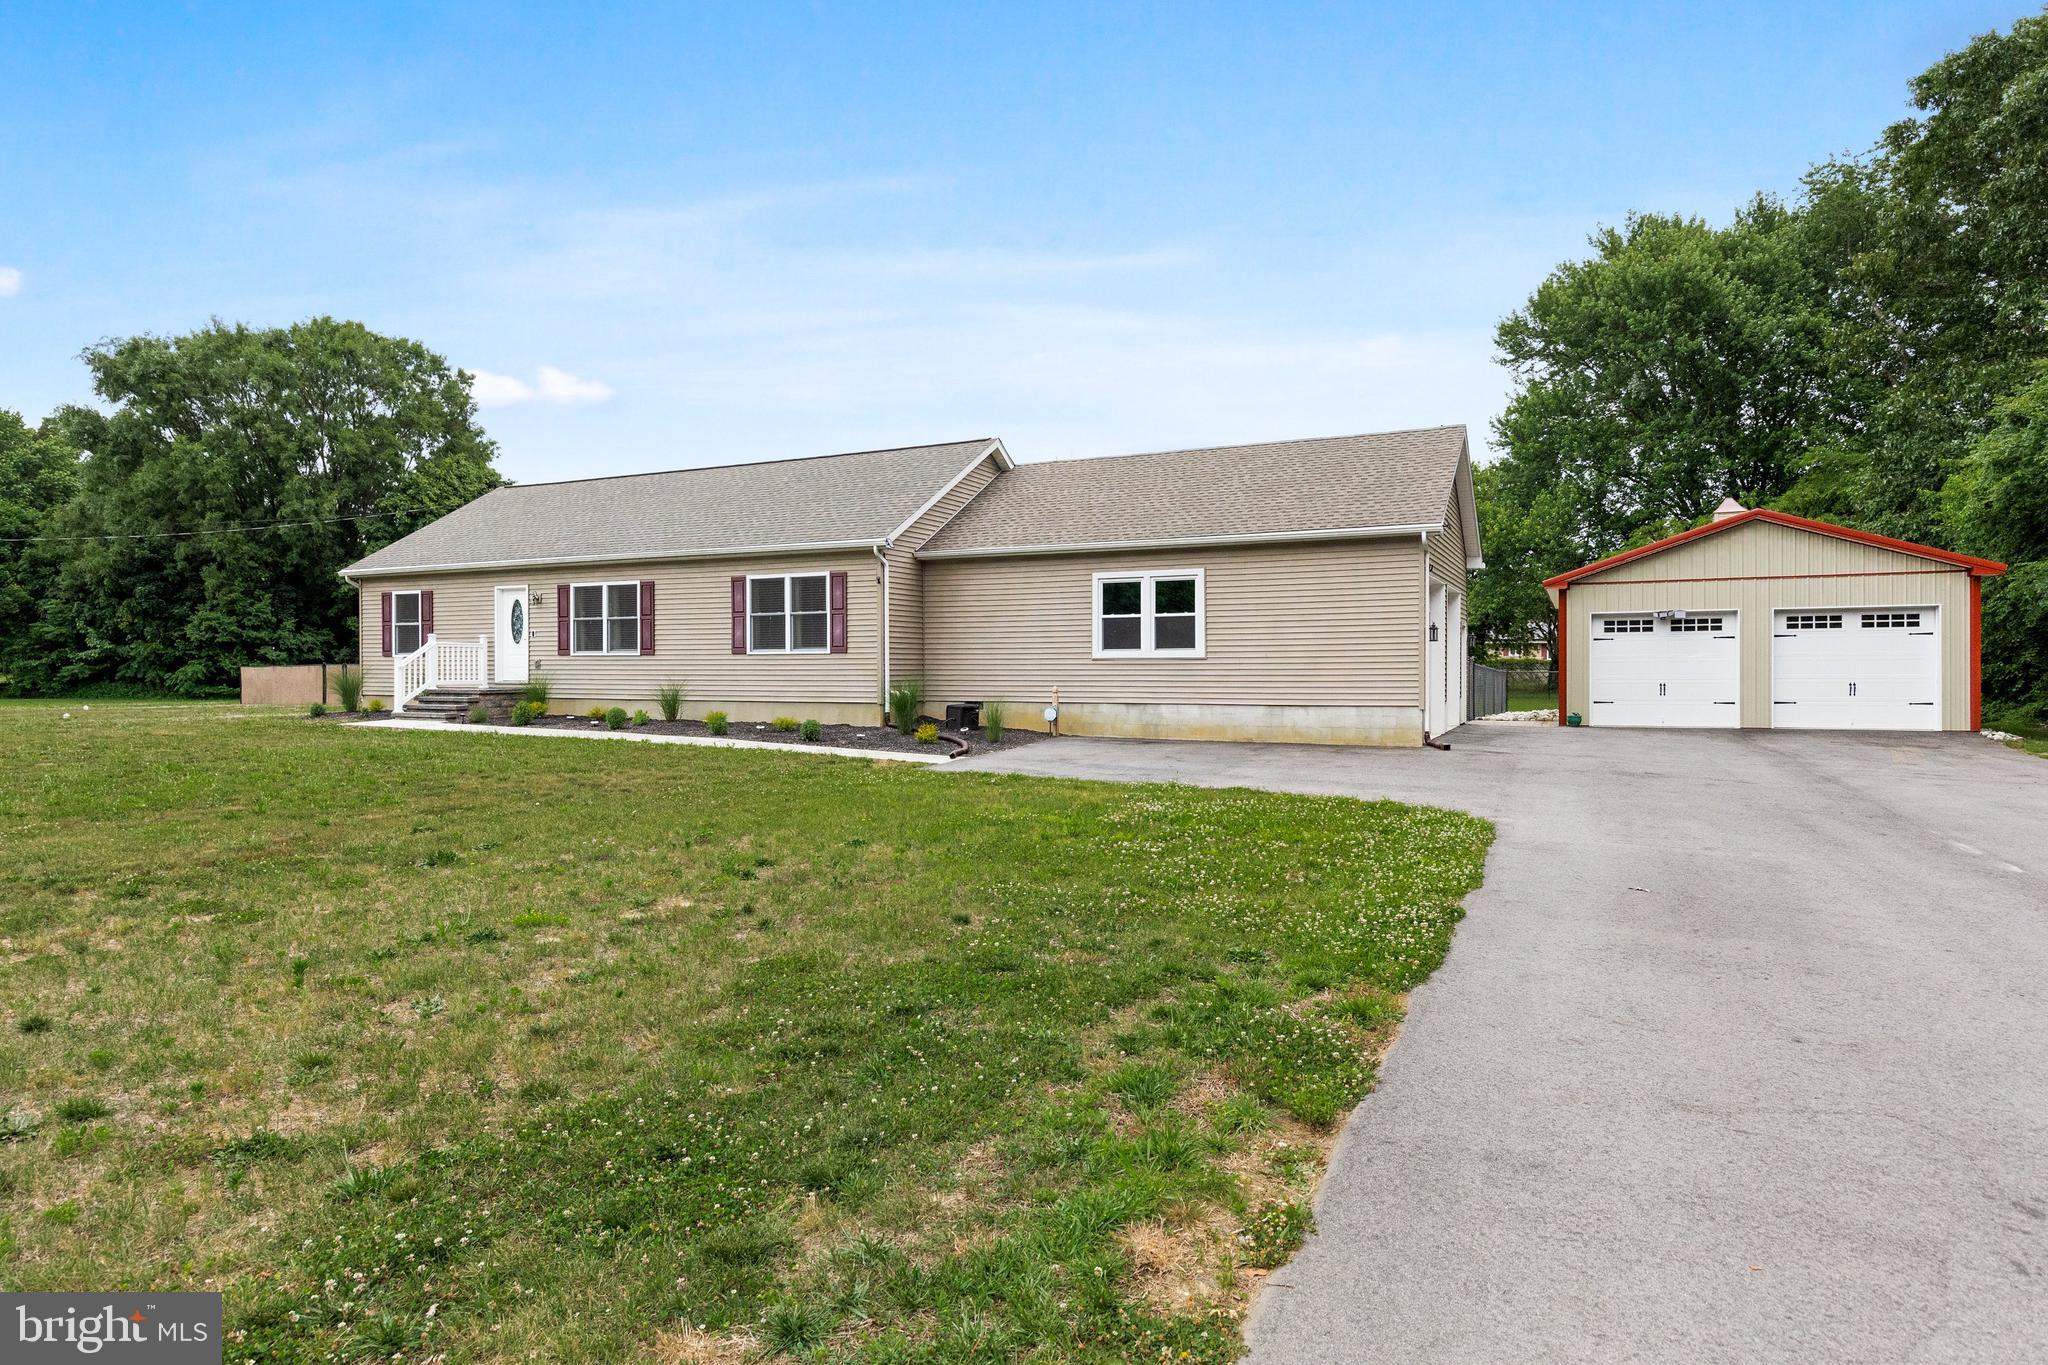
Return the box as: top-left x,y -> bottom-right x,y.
240,665 -> 343,706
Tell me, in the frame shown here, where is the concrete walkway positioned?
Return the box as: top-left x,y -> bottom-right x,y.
954,725 -> 2048,1362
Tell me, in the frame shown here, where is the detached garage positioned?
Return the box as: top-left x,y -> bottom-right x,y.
1544,502 -> 2006,731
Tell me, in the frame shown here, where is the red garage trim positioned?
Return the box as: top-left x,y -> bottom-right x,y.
1543,509 -> 2006,588
1555,586 -> 1568,726
1970,575 -> 1983,731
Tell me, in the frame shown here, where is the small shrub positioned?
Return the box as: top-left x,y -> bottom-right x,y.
522,675 -> 552,706
332,666 -> 364,712
704,711 -> 729,735
655,682 -> 683,721
800,718 -> 822,742
631,709 -> 650,726
308,702 -> 328,718
509,700 -> 543,726
54,1097 -> 111,1124
364,697 -> 386,714
887,678 -> 924,734
18,1013 -> 52,1035
771,715 -> 799,733
466,703 -> 491,724
981,699 -> 1005,742
586,705 -> 608,721
914,722 -> 938,744
604,707 -> 629,731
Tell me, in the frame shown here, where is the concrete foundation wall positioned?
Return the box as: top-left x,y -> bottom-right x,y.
1016,702 -> 1425,747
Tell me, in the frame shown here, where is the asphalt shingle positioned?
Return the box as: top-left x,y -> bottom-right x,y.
344,439 -> 998,575
918,426 -> 1468,556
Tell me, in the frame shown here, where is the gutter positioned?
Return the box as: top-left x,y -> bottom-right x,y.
340,537 -> 888,582
916,521 -> 1444,560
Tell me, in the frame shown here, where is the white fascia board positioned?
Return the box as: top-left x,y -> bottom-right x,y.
342,538 -> 884,581
882,440 -> 1007,547
915,522 -> 1443,560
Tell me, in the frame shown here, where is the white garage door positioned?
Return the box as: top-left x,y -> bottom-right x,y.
1771,607 -> 1940,730
1587,613 -> 1740,727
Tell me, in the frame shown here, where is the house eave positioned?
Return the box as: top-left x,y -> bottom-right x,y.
915,522 -> 1443,561
340,538 -> 886,582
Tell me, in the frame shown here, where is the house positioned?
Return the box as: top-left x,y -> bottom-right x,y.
340,425 -> 1482,745
1543,499 -> 2007,730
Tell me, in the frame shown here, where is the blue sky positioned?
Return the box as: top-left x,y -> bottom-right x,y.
0,2 -> 2023,483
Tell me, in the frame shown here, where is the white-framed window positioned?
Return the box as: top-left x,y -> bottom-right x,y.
571,581 -> 641,654
748,572 -> 829,653
1093,570 -> 1204,658
392,590 -> 423,655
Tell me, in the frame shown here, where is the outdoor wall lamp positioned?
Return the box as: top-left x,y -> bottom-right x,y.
1429,622 -> 1440,642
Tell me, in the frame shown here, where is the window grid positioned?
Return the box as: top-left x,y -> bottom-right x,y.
1784,613 -> 1843,630
1601,617 -> 1655,633
1094,571 -> 1204,657
748,573 -> 830,654
1669,616 -> 1726,633
571,581 -> 640,655
1860,612 -> 1921,629
392,590 -> 423,656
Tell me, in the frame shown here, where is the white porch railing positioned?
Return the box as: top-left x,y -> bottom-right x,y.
393,634 -> 491,713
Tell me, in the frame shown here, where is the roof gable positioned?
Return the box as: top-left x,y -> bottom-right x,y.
344,439 -> 1003,577
1542,509 -> 2006,589
919,426 -> 1472,558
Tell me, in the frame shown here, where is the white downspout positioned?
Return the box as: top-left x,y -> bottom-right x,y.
874,544 -> 891,723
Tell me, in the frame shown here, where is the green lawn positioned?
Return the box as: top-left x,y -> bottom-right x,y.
0,702 -> 1491,1363
1505,685 -> 1555,712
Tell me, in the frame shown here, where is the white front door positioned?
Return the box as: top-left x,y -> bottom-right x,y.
494,585 -> 529,685
1771,607 -> 1939,729
1587,612 -> 1740,727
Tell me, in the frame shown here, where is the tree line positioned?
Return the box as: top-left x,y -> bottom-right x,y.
1470,11 -> 2048,719
0,318 -> 502,695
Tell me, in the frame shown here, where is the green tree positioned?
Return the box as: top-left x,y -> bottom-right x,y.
13,318 -> 500,695
1474,200 -> 1836,655
0,413 -> 80,687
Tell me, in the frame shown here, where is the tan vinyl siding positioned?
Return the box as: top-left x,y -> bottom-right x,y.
1562,520 -> 1974,728
921,539 -> 1424,710
884,453 -> 1001,684
356,549 -> 882,714
1426,492 -> 1465,592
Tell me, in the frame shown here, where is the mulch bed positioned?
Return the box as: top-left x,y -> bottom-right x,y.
521,713 -> 1053,758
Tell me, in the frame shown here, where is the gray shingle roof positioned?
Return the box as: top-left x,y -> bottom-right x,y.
344,439 -> 999,576
919,426 -> 1469,556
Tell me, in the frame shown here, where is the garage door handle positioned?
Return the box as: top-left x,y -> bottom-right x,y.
1910,701 -> 1934,706
1774,700 -> 1795,705
1910,631 -> 1933,636
1773,633 -> 1793,639
1714,701 -> 1735,705
1593,699 -> 1613,704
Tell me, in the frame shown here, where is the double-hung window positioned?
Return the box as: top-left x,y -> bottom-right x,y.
571,581 -> 641,654
749,573 -> 829,653
392,590 -> 423,655
1093,570 -> 1204,658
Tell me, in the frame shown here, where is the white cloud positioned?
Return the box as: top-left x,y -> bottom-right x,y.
0,267 -> 21,298
468,365 -> 614,407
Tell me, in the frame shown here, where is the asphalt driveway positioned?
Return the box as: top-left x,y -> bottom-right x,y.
953,725 -> 2048,1362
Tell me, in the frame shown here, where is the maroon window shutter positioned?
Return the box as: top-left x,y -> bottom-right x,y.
639,579 -> 655,655
556,585 -> 570,655
731,577 -> 747,653
380,592 -> 393,657
421,589 -> 435,638
829,571 -> 849,654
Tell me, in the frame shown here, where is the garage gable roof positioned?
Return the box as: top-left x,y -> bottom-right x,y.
1542,509 -> 2007,589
